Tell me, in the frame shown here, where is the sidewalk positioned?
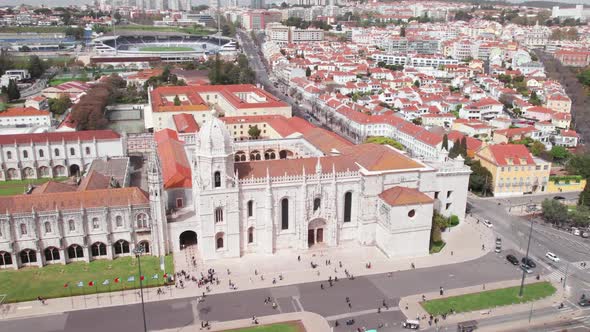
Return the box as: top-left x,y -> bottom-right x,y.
0,216 -> 494,321
398,277 -> 572,331
155,311 -> 330,332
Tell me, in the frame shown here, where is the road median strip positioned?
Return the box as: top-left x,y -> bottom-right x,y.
421,281 -> 556,316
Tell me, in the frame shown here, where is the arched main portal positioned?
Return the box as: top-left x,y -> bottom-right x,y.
307,219 -> 327,248
179,230 -> 198,250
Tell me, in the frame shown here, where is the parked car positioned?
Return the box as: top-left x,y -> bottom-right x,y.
546,252 -> 560,262
520,264 -> 533,274
521,257 -> 537,268
402,319 -> 420,329
579,298 -> 589,307
483,219 -> 493,228
553,196 -> 566,201
506,254 -> 519,265
582,232 -> 589,238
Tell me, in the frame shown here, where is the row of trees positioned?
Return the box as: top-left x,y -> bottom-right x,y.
70,75 -> 125,130
0,54 -> 46,79
542,199 -> 590,228
208,54 -> 255,85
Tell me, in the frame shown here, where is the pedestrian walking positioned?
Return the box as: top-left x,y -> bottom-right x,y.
320,283 -> 324,290
346,296 -> 350,303
297,255 -> 301,262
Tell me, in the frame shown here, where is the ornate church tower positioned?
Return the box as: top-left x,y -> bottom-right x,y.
148,148 -> 169,257
193,115 -> 241,260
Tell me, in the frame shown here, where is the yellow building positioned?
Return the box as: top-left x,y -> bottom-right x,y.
475,144 -> 551,197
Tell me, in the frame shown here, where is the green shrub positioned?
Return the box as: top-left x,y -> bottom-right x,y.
449,215 -> 460,226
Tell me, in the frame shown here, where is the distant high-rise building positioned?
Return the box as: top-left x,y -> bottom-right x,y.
251,0 -> 265,9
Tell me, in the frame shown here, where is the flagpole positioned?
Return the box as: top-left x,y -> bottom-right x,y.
69,285 -> 74,309
82,284 -> 87,308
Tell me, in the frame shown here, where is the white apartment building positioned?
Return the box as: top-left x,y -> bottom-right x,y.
266,23 -> 324,45
0,107 -> 51,128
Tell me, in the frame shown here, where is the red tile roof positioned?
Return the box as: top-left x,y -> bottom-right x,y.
0,187 -> 148,214
485,144 -> 535,166
0,107 -> 50,117
154,129 -> 192,189
0,130 -> 120,145
379,186 -> 433,207
173,113 -> 200,133
448,131 -> 483,151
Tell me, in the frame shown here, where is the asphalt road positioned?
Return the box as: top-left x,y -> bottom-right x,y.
0,253 -> 523,332
469,193 -> 590,302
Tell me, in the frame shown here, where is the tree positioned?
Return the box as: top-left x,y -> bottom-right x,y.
579,181 -> 590,207
400,26 -> 406,37
174,95 -> 181,106
412,117 -> 422,125
529,91 -> 542,106
569,205 -> 590,228
48,94 -> 72,115
6,79 -> 20,101
460,137 -> 468,157
541,199 -> 569,225
442,134 -> 449,151
305,67 -> 311,77
248,125 -> 261,139
467,159 -> 493,196
413,80 -> 420,88
28,55 -> 44,78
448,138 -> 461,158
550,146 -> 569,160
530,140 -> 546,156
566,154 -> 590,179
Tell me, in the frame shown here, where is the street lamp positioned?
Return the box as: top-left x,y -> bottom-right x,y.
519,202 -> 536,297
133,246 -> 148,332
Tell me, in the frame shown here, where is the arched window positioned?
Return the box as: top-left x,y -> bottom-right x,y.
313,198 -> 321,211
281,198 -> 289,230
214,171 -> 221,188
70,147 -> 75,156
115,215 -> 123,228
216,233 -> 224,249
247,200 -> 254,217
0,251 -> 13,266
19,249 -> 37,264
20,224 -> 27,235
44,221 -> 52,233
114,240 -> 130,254
248,227 -> 254,243
92,217 -> 100,229
67,244 -> 84,259
91,242 -> 107,257
38,149 -> 44,158
139,241 -> 150,253
68,219 -> 75,232
136,213 -> 148,228
44,247 -> 60,261
6,151 -> 11,160
54,148 -> 60,157
215,207 -> 224,223
23,150 -> 28,159
85,147 -> 91,155
344,192 -> 352,222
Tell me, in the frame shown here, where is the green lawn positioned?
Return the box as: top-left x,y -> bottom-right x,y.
421,282 -> 556,316
429,240 -> 446,254
139,46 -> 194,52
0,255 -> 174,303
49,77 -> 91,86
226,323 -> 302,332
0,177 -> 68,196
